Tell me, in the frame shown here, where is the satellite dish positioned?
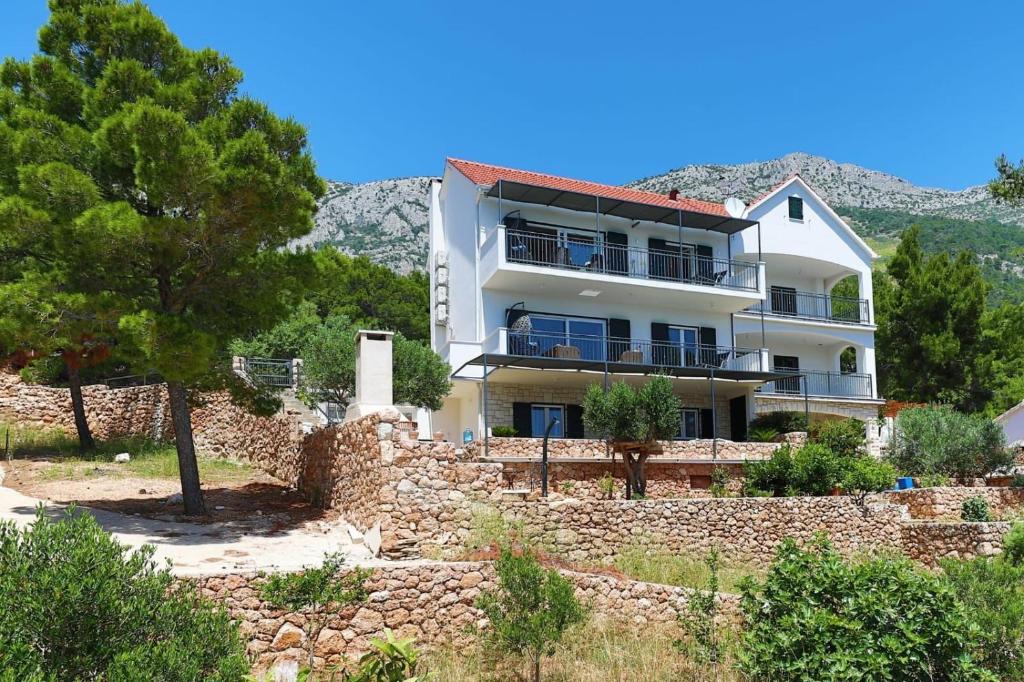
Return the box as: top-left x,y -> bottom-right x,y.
724,196 -> 746,218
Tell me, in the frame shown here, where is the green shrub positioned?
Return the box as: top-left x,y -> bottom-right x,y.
842,457 -> 897,503
962,496 -> 993,522
790,443 -> 848,496
709,466 -> 730,498
919,472 -> 952,487
491,426 -> 518,437
811,418 -> 866,458
674,549 -> 724,665
1004,523 -> 1024,567
597,472 -> 615,499
475,546 -> 587,682
743,445 -> 795,497
942,555 -> 1024,680
260,552 -> 370,670
887,406 -> 1013,480
0,508 -> 247,681
747,426 -> 779,443
1011,474 -> 1024,488
347,629 -> 434,682
738,538 -> 996,681
748,411 -> 807,434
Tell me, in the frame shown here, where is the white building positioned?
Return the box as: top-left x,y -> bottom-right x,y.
428,158 -> 882,449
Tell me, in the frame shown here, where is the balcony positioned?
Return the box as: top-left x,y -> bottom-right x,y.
744,288 -> 871,325
757,369 -> 874,399
480,327 -> 768,376
479,225 -> 765,313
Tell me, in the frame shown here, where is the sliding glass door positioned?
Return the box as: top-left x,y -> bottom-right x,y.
530,315 -> 606,360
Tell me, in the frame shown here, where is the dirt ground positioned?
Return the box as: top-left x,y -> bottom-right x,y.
2,457 -> 340,534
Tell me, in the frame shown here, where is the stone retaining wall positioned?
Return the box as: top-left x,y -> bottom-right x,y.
482,436 -> 784,461
880,487 -> 1024,520
900,521 -> 1012,566
194,562 -> 740,673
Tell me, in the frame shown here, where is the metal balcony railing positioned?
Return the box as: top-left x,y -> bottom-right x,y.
485,328 -> 765,372
241,357 -> 295,388
746,288 -> 870,324
504,228 -> 760,292
757,369 -> 873,399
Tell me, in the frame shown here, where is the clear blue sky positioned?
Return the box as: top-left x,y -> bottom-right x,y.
3,1 -> 1023,189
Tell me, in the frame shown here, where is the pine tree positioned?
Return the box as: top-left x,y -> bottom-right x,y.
0,0 -> 323,514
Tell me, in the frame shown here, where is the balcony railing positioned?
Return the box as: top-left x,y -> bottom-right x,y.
504,228 -> 760,292
757,369 -> 873,399
746,288 -> 870,324
484,328 -> 765,372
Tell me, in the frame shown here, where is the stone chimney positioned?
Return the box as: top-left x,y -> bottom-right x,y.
343,330 -> 398,422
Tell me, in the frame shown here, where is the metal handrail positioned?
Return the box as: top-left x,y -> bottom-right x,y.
483,327 -> 765,372
757,368 -> 873,399
746,288 -> 870,324
504,228 -> 760,292
241,357 -> 294,388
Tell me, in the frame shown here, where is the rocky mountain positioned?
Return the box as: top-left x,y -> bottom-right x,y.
291,177 -> 432,274
300,153 -> 1024,289
629,152 -> 1024,226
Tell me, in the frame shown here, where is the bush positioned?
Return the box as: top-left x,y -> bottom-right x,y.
709,466 -> 730,498
1004,523 -> 1024,567
748,411 -> 807,434
887,406 -> 1013,480
745,444 -> 849,497
811,418 -> 866,458
962,496 -> 993,522
842,457 -> 897,503
0,508 -> 248,680
1011,474 -> 1024,488
742,445 -> 795,497
475,546 -> 587,682
747,426 -> 779,443
347,629 -> 433,682
491,426 -> 518,437
942,555 -> 1024,680
738,538 -> 996,681
919,472 -> 952,487
597,472 -> 615,499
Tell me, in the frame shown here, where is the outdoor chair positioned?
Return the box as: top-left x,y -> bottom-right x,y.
619,349 -> 644,364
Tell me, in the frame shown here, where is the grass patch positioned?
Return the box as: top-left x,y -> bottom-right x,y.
1,422 -> 252,484
426,616 -> 740,681
612,545 -> 758,594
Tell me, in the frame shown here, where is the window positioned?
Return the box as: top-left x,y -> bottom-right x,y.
679,408 -> 699,440
530,315 -> 606,360
770,285 -> 798,315
773,355 -> 800,394
531,404 -> 564,438
669,325 -> 699,366
788,196 -> 804,221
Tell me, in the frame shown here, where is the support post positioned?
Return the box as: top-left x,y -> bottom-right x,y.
541,416 -> 559,498
710,368 -> 718,461
803,374 -> 810,427
482,353 -> 489,459
497,180 -> 502,223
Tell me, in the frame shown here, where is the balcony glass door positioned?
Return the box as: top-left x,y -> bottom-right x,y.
560,231 -> 598,269
531,404 -> 564,437
773,355 -> 800,394
530,315 -> 606,361
669,326 -> 699,367
770,286 -> 798,316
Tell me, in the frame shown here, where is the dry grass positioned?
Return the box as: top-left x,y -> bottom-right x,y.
612,545 -> 759,594
1,421 -> 253,485
424,616 -> 741,681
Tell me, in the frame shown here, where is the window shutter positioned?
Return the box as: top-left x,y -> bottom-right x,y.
648,238 -> 668,279
699,326 -> 718,366
788,196 -> 804,220
695,244 -> 714,282
565,404 -> 584,438
651,322 -> 671,366
512,402 -> 531,438
605,231 -> 629,274
608,318 -> 631,361
700,408 -> 715,439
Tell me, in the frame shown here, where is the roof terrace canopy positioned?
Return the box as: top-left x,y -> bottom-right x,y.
487,179 -> 757,235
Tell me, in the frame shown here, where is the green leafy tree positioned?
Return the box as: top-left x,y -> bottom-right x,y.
841,457 -> 897,504
875,225 -> 989,411
298,314 -> 451,410
976,303 -> 1024,416
260,552 -> 370,672
0,0 -> 324,514
886,406 -> 1013,480
475,546 -> 587,682
738,538 -> 996,681
0,507 -> 247,680
581,376 -> 681,443
810,418 -> 866,459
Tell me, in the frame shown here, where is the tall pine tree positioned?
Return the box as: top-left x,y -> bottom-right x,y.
0,0 -> 323,514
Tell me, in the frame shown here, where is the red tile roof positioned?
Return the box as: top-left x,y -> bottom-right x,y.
447,158 -> 730,218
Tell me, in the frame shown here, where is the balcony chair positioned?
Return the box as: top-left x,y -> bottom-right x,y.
508,233 -> 529,261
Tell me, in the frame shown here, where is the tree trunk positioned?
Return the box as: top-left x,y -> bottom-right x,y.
66,364 -> 95,452
167,380 -> 206,516
533,653 -> 541,682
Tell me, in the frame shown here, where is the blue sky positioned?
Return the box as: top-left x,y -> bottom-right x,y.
3,1 -> 1023,189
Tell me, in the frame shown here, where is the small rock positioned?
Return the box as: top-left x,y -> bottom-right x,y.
214,505 -> 225,511
138,488 -> 147,494
165,493 -> 183,505
113,453 -> 130,463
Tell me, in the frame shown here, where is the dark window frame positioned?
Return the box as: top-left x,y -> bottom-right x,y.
788,196 -> 804,221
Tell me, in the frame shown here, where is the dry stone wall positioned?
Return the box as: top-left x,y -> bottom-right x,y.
194,562 -> 740,673
880,487 -> 1024,520
482,436 -> 782,461
900,521 -> 1012,566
